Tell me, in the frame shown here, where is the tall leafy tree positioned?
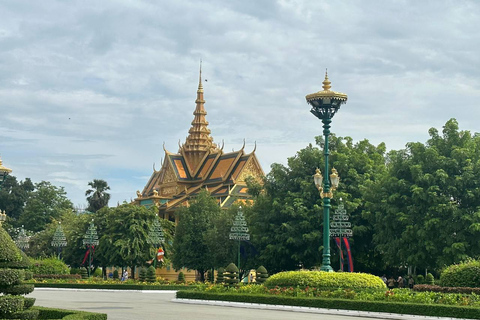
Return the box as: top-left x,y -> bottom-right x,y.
0,176 -> 34,227
172,190 -> 222,282
85,179 -> 110,213
246,136 -> 387,274
18,181 -> 73,232
364,119 -> 480,272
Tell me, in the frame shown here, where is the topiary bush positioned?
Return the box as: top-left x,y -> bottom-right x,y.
80,268 -> 88,279
256,266 -> 268,284
216,267 -> 225,284
207,269 -> 214,283
440,259 -> 480,288
113,269 -> 119,280
224,263 -> 239,286
138,267 -> 147,282
177,271 -> 185,283
146,266 -> 156,283
0,227 -> 38,319
30,257 -> 69,275
264,271 -> 386,289
426,273 -> 434,285
416,274 -> 424,284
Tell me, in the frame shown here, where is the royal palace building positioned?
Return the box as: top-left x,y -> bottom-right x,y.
134,67 -> 264,221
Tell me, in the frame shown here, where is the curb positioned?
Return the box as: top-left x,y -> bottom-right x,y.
34,287 -> 177,294
172,298 -> 469,320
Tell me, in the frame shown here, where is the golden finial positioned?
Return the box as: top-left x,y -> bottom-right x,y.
322,69 -> 331,91
198,59 -> 203,91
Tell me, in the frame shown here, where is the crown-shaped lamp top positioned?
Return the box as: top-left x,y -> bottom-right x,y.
305,70 -> 348,103
0,157 -> 12,175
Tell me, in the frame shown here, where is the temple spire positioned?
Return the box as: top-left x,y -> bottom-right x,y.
181,62 -> 218,172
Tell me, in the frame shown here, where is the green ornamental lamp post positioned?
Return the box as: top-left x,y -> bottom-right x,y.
15,225 -> 30,252
147,217 -> 165,268
51,222 -> 68,259
83,219 -> 99,277
229,206 -> 250,269
307,70 -> 347,272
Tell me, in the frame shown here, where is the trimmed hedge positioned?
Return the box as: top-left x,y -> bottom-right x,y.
0,250 -> 32,269
30,257 -> 69,275
176,291 -> 480,319
441,259 -> 480,288
31,282 -> 198,290
0,228 -> 22,264
2,283 -> 35,295
11,308 -> 39,319
34,274 -> 81,280
414,284 -> 480,294
0,295 -> 24,316
34,306 -> 107,319
0,268 -> 24,286
265,271 -> 386,289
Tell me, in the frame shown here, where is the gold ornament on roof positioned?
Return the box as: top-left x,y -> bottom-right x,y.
305,70 -> 348,103
0,157 -> 12,174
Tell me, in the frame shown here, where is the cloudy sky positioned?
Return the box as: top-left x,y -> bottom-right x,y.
1,0 -> 479,207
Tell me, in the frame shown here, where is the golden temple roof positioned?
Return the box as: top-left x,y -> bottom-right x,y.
305,70 -> 348,102
0,157 -> 12,174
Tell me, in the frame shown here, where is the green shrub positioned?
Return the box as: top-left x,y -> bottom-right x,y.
207,269 -> 214,283
146,266 -> 156,283
256,266 -> 268,284
0,295 -> 24,316
139,267 -> 147,282
80,268 -> 88,279
216,267 -> 225,284
426,273 -> 435,285
30,256 -> 69,275
416,274 -> 424,284
2,283 -> 35,295
441,259 -> 480,288
176,291 -> 480,319
113,269 -> 119,280
265,271 -> 386,289
34,306 -> 107,320
92,268 -> 102,277
24,297 -> 36,309
0,228 -> 22,264
11,308 -> 39,319
224,263 -> 239,286
0,268 -> 24,286
178,271 -> 185,283
0,250 -> 32,269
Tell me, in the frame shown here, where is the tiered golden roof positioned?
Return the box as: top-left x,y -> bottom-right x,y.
136,65 -> 264,221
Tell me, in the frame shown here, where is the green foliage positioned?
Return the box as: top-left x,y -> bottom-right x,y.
426,273 -> 435,285
417,275 -> 425,284
30,257 -> 69,275
11,308 -> 39,319
85,179 -> 110,213
18,181 -> 73,232
172,190 -> 224,281
441,259 -> 480,287
216,267 -> 225,284
24,298 -> 36,309
80,268 -> 88,279
113,269 -> 119,280
264,271 -> 386,289
206,269 -> 214,283
414,284 -> 480,294
177,291 -> 480,319
0,268 -> 24,287
0,175 -> 34,225
138,267 -> 146,282
246,137 -> 387,274
256,266 -> 268,284
365,119 -> 480,271
0,296 -> 24,317
2,283 -> 34,295
96,204 -> 156,273
146,266 -> 156,283
0,227 -> 22,264
224,263 -> 239,286
34,306 -> 107,320
177,271 -> 185,283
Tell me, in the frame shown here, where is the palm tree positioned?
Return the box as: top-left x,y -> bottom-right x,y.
85,179 -> 111,213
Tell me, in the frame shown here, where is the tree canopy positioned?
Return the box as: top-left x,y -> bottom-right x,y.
85,179 -> 110,213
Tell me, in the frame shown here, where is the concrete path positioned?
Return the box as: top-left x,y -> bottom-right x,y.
30,288 -> 465,320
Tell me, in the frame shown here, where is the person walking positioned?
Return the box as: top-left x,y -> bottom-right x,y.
387,276 -> 395,289
408,275 -> 415,289
397,276 -> 404,288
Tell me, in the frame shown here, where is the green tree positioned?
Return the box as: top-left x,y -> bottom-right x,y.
18,181 -> 73,232
172,190 -> 222,282
364,119 -> 480,271
85,179 -> 110,213
97,204 -> 156,279
245,136 -> 387,274
0,175 -> 34,226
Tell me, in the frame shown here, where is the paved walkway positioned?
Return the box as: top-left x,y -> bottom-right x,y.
30,289 -> 467,320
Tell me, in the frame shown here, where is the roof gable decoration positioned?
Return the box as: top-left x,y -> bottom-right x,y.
236,154 -> 264,183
